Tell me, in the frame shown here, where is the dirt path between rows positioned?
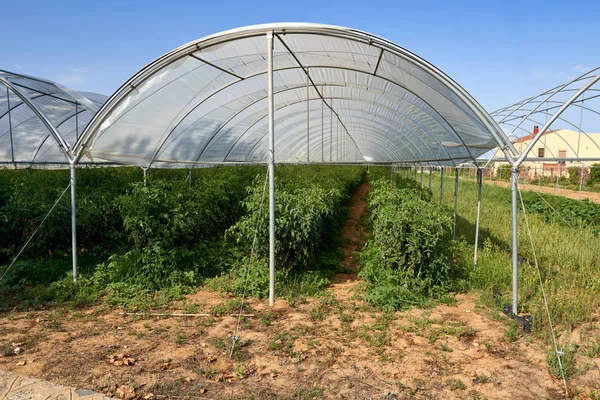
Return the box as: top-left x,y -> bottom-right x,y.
340,176 -> 370,273
330,175 -> 371,301
483,178 -> 600,203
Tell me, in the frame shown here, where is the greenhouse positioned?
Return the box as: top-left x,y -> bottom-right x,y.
2,22 -> 600,315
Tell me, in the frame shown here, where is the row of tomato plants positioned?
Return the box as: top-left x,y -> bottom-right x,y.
212,165 -> 365,300
357,167 -> 469,310
0,166 -> 261,308
0,165 -> 364,309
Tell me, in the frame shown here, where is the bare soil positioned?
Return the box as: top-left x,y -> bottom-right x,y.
484,178 -> 600,204
1,179 -> 599,399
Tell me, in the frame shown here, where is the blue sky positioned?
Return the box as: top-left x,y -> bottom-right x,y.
2,0 -> 598,112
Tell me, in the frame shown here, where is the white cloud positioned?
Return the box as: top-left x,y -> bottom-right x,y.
56,67 -> 87,87
573,64 -> 591,74
531,69 -> 572,82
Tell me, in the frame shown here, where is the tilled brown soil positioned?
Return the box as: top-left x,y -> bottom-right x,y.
483,178 -> 600,204
3,290 -> 593,399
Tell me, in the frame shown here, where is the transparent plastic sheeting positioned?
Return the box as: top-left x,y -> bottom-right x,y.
77,23 -> 509,167
0,70 -> 107,165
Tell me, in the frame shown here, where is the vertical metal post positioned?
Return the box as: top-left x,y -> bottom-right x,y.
578,163 -> 584,200
337,114 -> 339,161
576,94 -> 584,159
511,168 -> 519,314
75,103 -> 79,140
474,168 -> 483,268
6,87 -> 15,167
330,98 -> 333,162
188,168 -> 192,189
267,32 -> 276,307
420,167 -> 423,186
555,163 -> 560,195
439,167 -> 444,206
143,167 -> 148,187
429,167 -> 432,190
321,85 -> 324,162
70,164 -> 78,284
453,167 -> 459,239
306,67 -> 310,163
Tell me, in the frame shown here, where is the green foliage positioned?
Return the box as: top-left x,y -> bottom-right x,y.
0,166 -> 260,310
496,164 -> 512,181
547,342 -> 578,379
589,164 -> 600,184
449,379 -> 466,390
358,177 -> 468,310
505,321 -> 519,342
519,190 -> 600,230
0,168 -> 141,268
224,165 -> 364,299
567,166 -> 589,186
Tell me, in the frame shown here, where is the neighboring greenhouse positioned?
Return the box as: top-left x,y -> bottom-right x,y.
0,70 -> 107,166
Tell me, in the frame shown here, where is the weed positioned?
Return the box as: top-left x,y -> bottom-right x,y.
211,298 -> 252,316
1,344 -> 15,357
293,384 -> 325,399
174,331 -> 187,345
181,302 -> 198,314
211,337 -> 227,351
234,362 -> 246,380
449,379 -> 466,390
547,341 -> 578,379
268,331 -> 295,354
505,321 -> 518,342
440,343 -> 452,352
260,311 -> 274,327
581,337 -> 600,358
197,367 -> 218,380
310,292 -> 340,321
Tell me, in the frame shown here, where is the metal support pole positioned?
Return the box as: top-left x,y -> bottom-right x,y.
306,67 -> 310,163
420,167 -> 423,186
555,163 -> 560,195
267,32 -> 276,307
474,168 -> 483,268
70,164 -> 78,284
428,167 -> 432,190
143,167 -> 148,187
511,168 -> 519,314
188,168 -> 192,189
321,85 -> 324,162
439,167 -> 444,206
330,98 -> 333,162
6,87 -> 15,167
578,163 -> 584,200
75,103 -> 79,140
453,167 -> 459,239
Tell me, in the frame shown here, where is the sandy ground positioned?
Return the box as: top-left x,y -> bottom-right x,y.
1,179 -> 599,399
482,178 -> 600,204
